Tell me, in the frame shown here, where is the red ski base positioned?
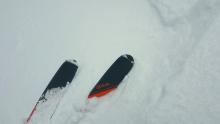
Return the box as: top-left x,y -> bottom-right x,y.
26,104 -> 37,123
88,87 -> 116,99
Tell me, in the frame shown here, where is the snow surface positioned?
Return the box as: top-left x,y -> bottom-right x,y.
0,0 -> 220,124
29,85 -> 71,124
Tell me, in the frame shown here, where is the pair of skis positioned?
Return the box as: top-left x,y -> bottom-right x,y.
26,54 -> 134,123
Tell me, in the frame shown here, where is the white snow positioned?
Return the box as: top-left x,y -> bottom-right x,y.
28,86 -> 71,124
0,0 -> 220,124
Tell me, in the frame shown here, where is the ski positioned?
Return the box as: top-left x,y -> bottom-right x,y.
50,55 -> 134,124
26,60 -> 78,123
88,54 -> 134,99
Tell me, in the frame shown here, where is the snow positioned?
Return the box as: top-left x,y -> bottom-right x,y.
29,85 -> 71,124
0,0 -> 220,124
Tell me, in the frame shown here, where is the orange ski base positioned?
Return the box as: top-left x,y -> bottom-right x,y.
88,88 -> 116,99
26,104 -> 37,123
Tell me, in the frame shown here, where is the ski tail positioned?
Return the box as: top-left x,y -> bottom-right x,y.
88,54 -> 134,99
26,60 -> 78,123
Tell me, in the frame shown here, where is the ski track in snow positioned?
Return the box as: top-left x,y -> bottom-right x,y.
0,0 -> 220,124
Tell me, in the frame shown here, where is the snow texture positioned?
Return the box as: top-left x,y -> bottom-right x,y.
29,85 -> 70,124
0,0 -> 220,124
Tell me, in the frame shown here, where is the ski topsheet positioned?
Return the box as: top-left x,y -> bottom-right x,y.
26,60 -> 78,123
88,54 -> 134,99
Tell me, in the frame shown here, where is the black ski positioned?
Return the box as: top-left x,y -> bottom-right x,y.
88,54 -> 134,99
26,60 -> 78,123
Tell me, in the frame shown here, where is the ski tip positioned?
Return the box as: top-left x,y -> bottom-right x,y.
66,59 -> 78,66
122,54 -> 134,63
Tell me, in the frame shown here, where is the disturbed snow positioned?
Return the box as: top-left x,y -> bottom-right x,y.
0,0 -> 220,124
